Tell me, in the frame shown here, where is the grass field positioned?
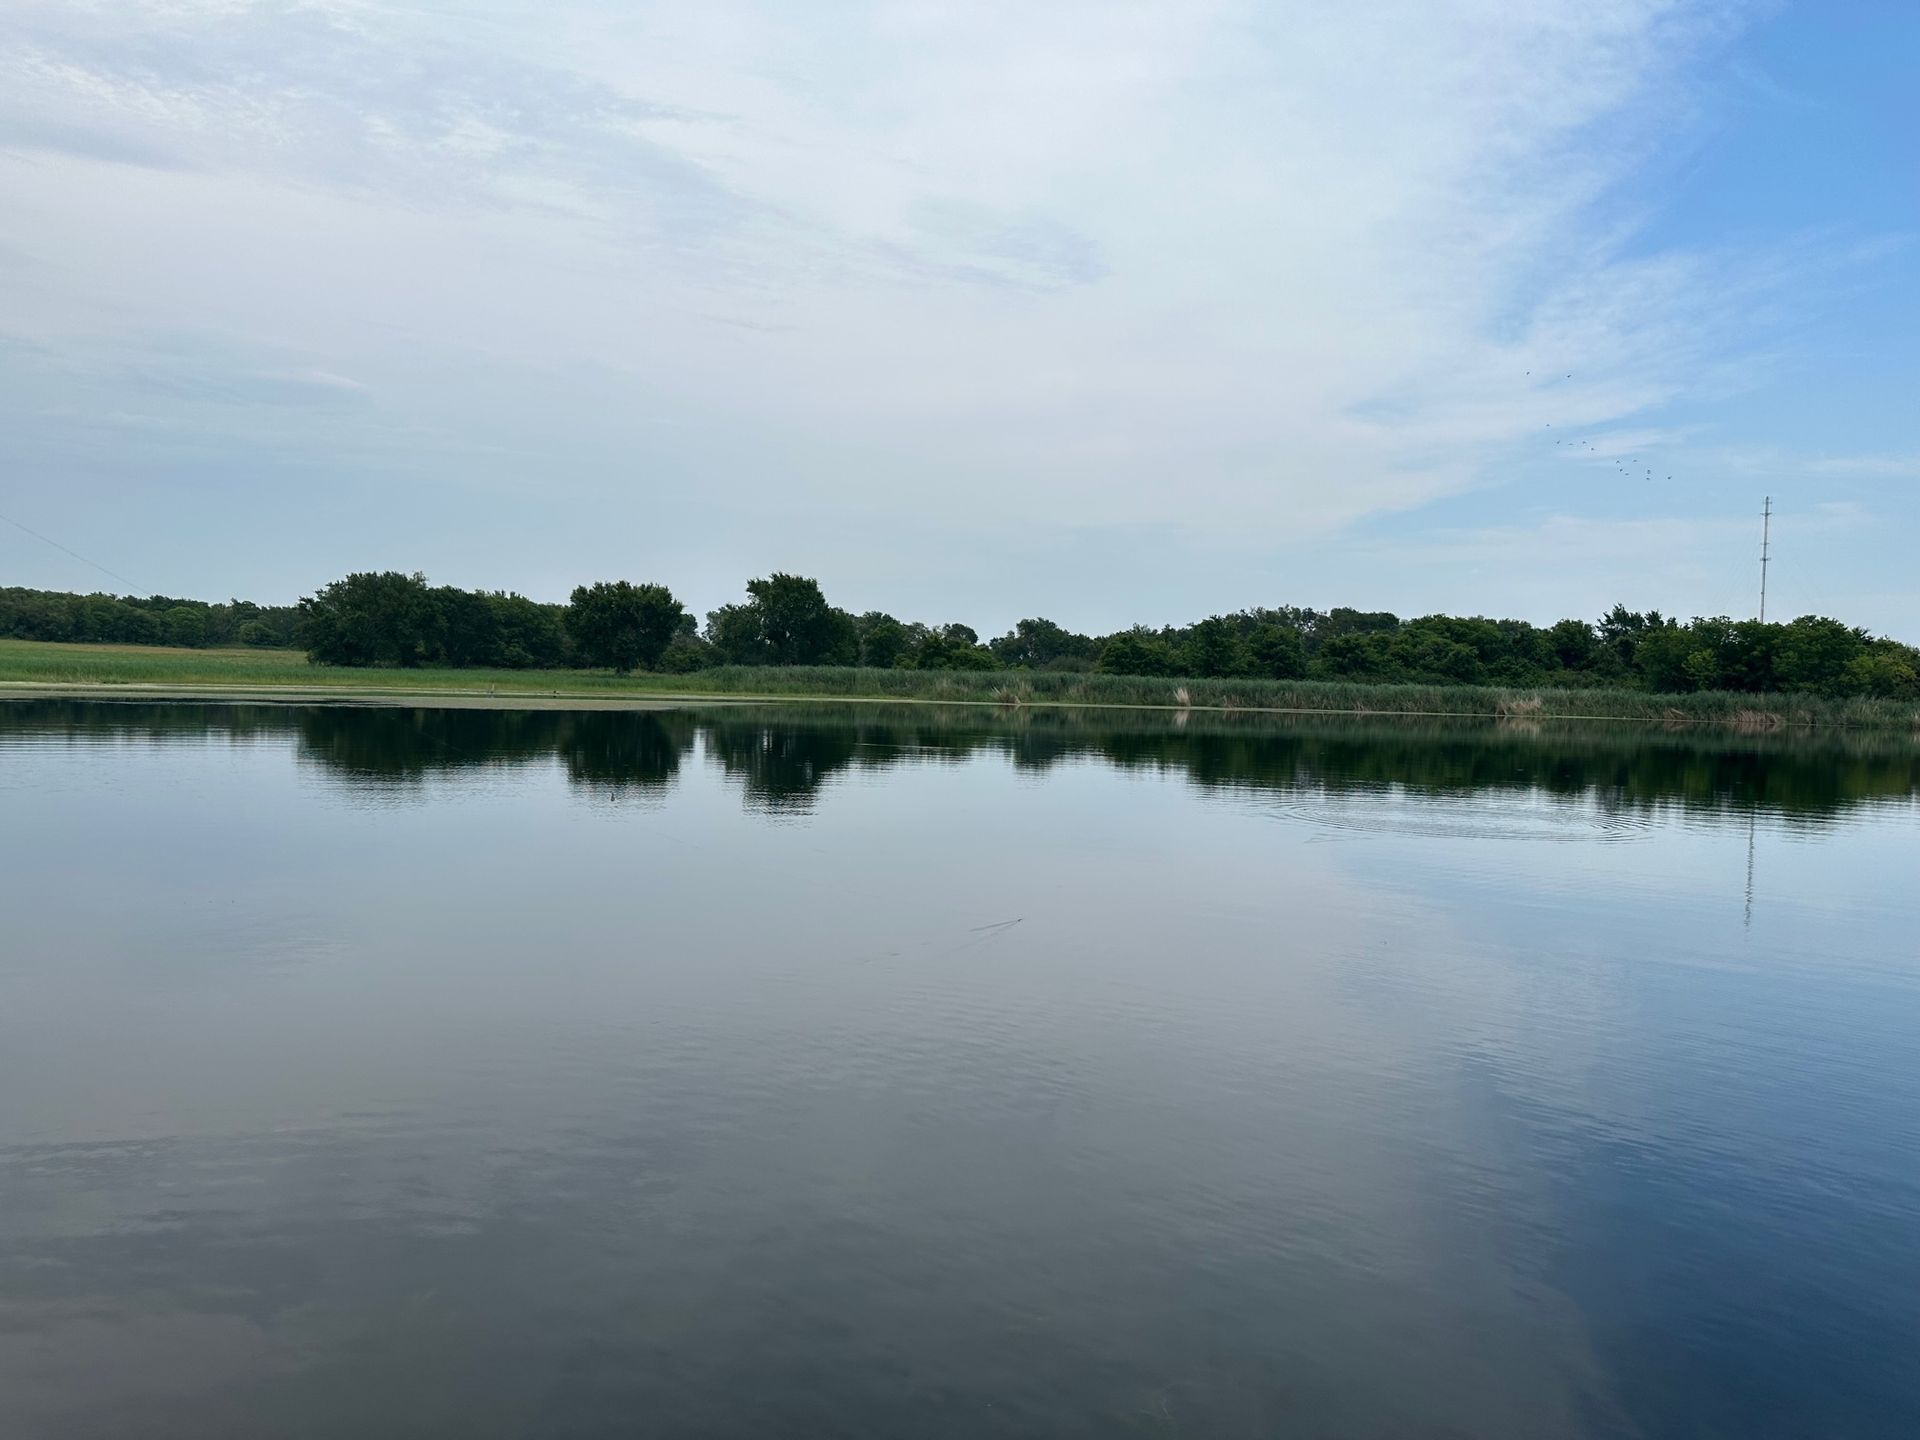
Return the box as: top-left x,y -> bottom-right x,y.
2,637 -> 1915,731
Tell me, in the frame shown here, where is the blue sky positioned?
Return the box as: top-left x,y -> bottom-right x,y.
1,1 -> 1915,637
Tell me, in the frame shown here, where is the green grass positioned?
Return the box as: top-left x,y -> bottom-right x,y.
2,636 -> 1915,731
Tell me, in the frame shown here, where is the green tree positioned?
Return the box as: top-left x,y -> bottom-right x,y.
1098,626 -> 1177,677
1598,605 -> 1665,670
911,624 -> 1000,670
1844,642 -> 1919,699
989,617 -> 1097,668
856,612 -> 913,668
1489,618 -> 1551,681
1773,616 -> 1868,697
565,581 -> 685,673
1632,624 -> 1698,693
752,574 -> 855,665
657,631 -> 716,673
1246,623 -> 1307,679
1180,616 -> 1246,678
708,574 -> 856,665
1395,624 -> 1486,683
1546,618 -> 1598,671
1312,631 -> 1395,680
489,593 -> 567,669
1681,646 -> 1721,692
160,606 -> 207,648
429,586 -> 501,667
119,607 -> 162,645
298,572 -> 435,666
705,602 -> 766,664
1401,616 -> 1507,682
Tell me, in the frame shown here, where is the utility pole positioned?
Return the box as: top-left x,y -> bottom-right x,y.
1758,495 -> 1772,623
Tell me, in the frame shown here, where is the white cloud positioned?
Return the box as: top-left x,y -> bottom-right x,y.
6,0 -> 1907,630
1806,452 -> 1920,479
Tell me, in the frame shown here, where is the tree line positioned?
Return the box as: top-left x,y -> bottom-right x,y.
0,586 -> 301,649
286,570 -> 1920,699
6,571 -> 1917,699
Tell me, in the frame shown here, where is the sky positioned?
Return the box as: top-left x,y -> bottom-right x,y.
1,0 -> 1915,638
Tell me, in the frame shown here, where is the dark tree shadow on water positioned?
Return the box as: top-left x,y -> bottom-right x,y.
2,699 -> 1914,823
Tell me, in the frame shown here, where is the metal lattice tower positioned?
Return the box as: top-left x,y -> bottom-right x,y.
1758,496 -> 1772,623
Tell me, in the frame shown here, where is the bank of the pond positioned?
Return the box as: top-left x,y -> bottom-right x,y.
1,636 -> 1915,731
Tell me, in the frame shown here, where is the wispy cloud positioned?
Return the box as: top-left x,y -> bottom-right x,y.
0,0 -> 1909,630
1807,452 -> 1920,479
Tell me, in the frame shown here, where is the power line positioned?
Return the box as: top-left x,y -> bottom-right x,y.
0,510 -> 141,592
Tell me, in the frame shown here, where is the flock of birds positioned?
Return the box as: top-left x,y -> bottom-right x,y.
1530,370 -> 1672,484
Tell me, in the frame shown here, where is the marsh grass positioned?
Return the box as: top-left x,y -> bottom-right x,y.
2,637 -> 1915,731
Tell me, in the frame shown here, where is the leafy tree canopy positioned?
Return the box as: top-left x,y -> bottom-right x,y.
707,573 -> 857,666
566,581 -> 684,674
299,571 -> 435,667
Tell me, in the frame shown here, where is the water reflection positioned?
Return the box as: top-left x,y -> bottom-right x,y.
4,697 -> 1915,824
3,699 -> 1918,1438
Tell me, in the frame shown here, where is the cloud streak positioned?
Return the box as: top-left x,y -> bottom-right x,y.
1,0 -> 1910,632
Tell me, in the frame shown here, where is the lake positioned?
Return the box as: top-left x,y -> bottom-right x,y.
2,699 -> 1917,1438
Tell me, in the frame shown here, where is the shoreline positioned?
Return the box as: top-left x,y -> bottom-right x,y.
4,676 -> 1915,734
3,638 -> 1915,733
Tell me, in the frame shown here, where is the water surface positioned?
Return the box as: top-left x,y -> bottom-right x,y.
2,700 -> 1917,1438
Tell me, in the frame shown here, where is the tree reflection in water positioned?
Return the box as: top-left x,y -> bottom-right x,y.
3,699 -> 1914,824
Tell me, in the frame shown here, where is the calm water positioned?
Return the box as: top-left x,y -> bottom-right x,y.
2,700 -> 1918,1438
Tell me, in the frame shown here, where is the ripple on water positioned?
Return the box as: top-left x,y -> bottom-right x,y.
1266,787 -> 1659,843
